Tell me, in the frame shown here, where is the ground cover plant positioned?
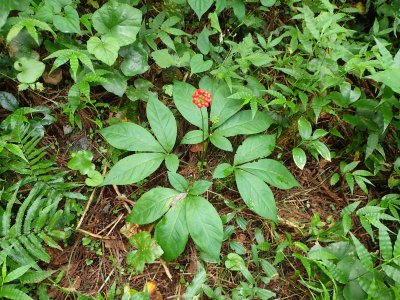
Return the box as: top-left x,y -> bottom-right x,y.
1,0 -> 400,299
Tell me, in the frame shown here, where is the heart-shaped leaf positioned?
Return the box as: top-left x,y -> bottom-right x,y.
92,1 -> 142,46
190,54 -> 213,74
53,5 -> 81,34
87,36 -> 120,66
14,58 -> 45,83
188,0 -> 214,20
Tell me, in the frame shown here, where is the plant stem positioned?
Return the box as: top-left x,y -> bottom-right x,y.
200,108 -> 206,170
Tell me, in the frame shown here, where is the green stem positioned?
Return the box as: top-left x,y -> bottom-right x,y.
200,108 -> 206,170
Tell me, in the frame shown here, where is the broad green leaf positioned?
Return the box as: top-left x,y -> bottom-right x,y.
181,130 -> 207,144
120,44 -> 149,76
168,172 -> 188,192
155,199 -> 188,262
292,147 -> 306,170
127,231 -> 163,273
209,84 -> 242,129
365,132 -> 379,159
210,132 -> 233,151
0,92 -> 18,111
298,116 -> 312,139
173,81 -> 208,128
235,169 -> 277,222
100,122 -> 164,152
165,153 -> 179,173
87,36 -> 120,66
188,0 -> 214,19
147,96 -> 177,153
234,134 -> 276,165
368,68 -> 400,93
189,180 -> 212,195
101,71 -> 128,97
92,1 -> 142,46
197,27 -> 212,55
312,140 -> 331,161
261,0 -> 276,7
67,150 -> 94,175
151,49 -> 176,68
190,54 -> 213,74
127,187 -> 180,224
103,153 -> 165,185
85,170 -> 104,187
239,159 -> 300,190
53,5 -> 81,34
14,58 -> 45,83
350,233 -> 373,270
213,163 -> 234,179
214,110 -> 272,137
186,196 -> 223,262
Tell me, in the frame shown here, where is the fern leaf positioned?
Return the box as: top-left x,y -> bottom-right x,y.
0,285 -> 33,300
4,264 -> 32,283
382,265 -> 400,284
379,227 -> 392,261
19,270 -> 55,284
19,236 -> 50,263
350,233 -> 373,270
394,230 -> 400,265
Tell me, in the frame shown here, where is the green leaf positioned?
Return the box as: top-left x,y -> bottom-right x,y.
181,130 -> 207,144
155,199 -> 188,262
330,173 -> 340,186
189,180 -> 212,195
127,231 -> 163,273
0,92 -> 18,111
151,49 -> 176,68
168,172 -> 188,192
4,265 -> 32,283
210,133 -> 233,151
103,153 -> 165,185
188,0 -> 214,19
261,0 -> 276,7
382,265 -> 400,284
92,1 -> 142,46
235,169 -> 277,222
365,133 -> 379,160
183,262 -> 206,300
53,5 -> 81,34
147,96 -> 177,153
19,270 -> 55,284
190,54 -> 213,74
127,187 -> 180,224
379,227 -> 392,261
85,170 -> 104,187
4,144 -> 27,162
87,36 -> 120,66
67,150 -> 94,175
186,196 -> 223,262
312,141 -> 331,161
173,81 -> 208,128
350,233 -> 373,270
292,147 -> 307,170
100,122 -> 164,152
165,153 -> 179,173
0,286 -> 33,300
214,110 -> 272,137
102,71 -> 128,97
239,159 -> 300,190
213,163 -> 234,179
14,58 -> 45,83
197,27 -> 212,55
234,134 -> 276,165
368,68 -> 400,93
298,116 -> 312,139
120,44 -> 149,76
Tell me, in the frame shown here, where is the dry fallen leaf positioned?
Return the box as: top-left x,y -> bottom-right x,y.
43,69 -> 63,85
120,223 -> 139,239
145,281 -> 163,300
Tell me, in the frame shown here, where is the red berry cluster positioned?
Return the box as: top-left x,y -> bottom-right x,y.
192,89 -> 212,108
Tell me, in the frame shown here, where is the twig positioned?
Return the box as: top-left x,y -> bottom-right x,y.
77,228 -> 113,240
159,259 -> 172,281
97,214 -> 124,235
76,189 -> 97,230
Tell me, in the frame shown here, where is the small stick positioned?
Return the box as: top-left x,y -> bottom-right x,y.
159,259 -> 172,281
97,214 -> 124,235
76,189 -> 96,230
77,228 -> 113,240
